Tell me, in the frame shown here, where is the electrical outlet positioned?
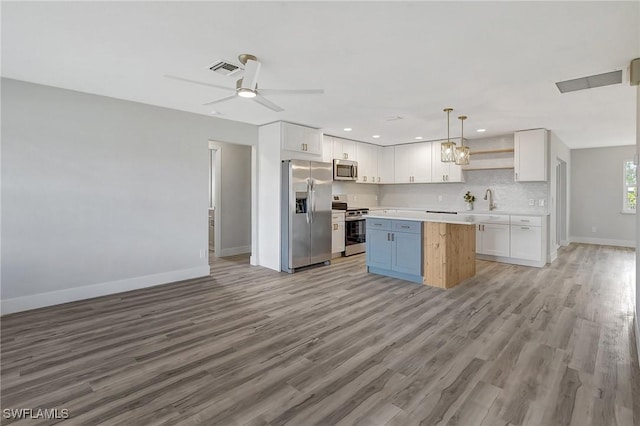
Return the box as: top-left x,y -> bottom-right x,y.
438,195 -> 443,202
528,199 -> 535,206
539,199 -> 545,207
200,249 -> 206,258
592,226 -> 597,233
353,195 -> 358,201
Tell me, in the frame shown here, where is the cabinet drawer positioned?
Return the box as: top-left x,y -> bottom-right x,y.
392,220 -> 422,234
331,213 -> 345,222
510,215 -> 542,226
475,214 -> 510,225
367,218 -> 391,230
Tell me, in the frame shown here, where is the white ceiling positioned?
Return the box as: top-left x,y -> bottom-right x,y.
2,1 -> 639,149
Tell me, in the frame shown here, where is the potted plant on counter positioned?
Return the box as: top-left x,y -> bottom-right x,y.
464,191 -> 476,211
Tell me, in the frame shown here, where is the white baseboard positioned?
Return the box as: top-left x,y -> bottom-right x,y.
569,236 -> 636,248
0,265 -> 210,315
216,245 -> 251,257
549,250 -> 558,264
476,254 -> 545,268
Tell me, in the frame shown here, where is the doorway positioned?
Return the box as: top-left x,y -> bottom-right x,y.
209,146 -> 221,258
555,159 -> 568,248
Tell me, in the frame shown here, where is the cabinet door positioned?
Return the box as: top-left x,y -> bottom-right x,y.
378,146 -> 395,184
514,129 -> 547,181
447,162 -> 464,182
475,224 -> 483,254
391,232 -> 422,275
304,128 -> 322,155
481,224 -> 510,257
510,225 -> 542,261
431,142 -> 449,182
366,229 -> 392,269
394,145 -> 412,183
281,122 -> 306,152
322,135 -> 334,163
411,143 -> 432,183
333,138 -> 356,160
332,222 -> 345,254
356,143 -> 378,183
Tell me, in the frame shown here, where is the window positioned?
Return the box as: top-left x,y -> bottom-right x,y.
623,159 -> 637,213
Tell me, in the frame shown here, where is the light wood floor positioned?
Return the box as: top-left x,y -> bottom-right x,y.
1,244 -> 639,426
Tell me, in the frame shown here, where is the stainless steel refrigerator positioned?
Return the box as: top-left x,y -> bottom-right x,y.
281,160 -> 332,273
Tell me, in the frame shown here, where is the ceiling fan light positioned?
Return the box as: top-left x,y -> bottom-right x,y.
237,88 -> 257,98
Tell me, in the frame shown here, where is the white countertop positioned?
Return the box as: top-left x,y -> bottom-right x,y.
366,210 -> 546,225
368,206 -> 549,217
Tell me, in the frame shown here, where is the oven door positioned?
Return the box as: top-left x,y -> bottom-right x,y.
344,217 -> 366,255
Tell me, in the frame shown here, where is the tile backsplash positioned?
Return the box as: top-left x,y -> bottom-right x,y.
332,170 -> 549,213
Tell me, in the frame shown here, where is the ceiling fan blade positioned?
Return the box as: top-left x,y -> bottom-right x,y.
240,59 -> 261,90
202,94 -> 237,106
164,74 -> 235,92
253,94 -> 284,112
259,88 -> 324,95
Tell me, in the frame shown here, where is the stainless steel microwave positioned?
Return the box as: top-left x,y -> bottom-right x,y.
333,159 -> 358,181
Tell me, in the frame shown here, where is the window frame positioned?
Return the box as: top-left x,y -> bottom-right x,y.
622,158 -> 637,214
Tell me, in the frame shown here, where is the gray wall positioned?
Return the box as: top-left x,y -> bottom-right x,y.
570,145 -> 636,247
1,78 -> 257,313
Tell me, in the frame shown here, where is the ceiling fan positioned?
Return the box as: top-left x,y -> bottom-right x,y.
164,54 -> 324,112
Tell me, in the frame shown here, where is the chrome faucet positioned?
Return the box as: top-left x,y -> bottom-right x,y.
484,189 -> 497,211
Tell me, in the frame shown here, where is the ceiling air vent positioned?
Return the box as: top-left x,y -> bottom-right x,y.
208,60 -> 243,77
555,70 -> 622,93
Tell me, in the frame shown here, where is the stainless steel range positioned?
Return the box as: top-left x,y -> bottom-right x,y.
332,195 -> 369,256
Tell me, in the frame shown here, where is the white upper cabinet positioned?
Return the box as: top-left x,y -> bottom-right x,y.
332,137 -> 356,160
431,141 -> 464,183
394,144 -> 412,183
355,142 -> 378,184
281,122 -> 322,156
514,129 -> 547,182
377,146 -> 395,184
394,142 -> 432,183
322,135 -> 334,163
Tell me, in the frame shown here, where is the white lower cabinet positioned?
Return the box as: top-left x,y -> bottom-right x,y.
476,223 -> 510,257
474,214 -> 547,267
510,215 -> 543,261
331,212 -> 345,255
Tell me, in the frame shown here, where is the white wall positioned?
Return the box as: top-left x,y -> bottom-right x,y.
332,182 -> 380,208
379,170 -> 548,213
1,78 -> 257,313
570,145 -> 636,247
209,141 -> 252,257
255,123 -> 281,270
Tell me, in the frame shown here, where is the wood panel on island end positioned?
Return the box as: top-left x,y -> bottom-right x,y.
422,221 -> 476,289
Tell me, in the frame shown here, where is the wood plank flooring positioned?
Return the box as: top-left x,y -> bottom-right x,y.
1,243 -> 639,425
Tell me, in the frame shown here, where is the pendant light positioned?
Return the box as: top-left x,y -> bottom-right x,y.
440,108 -> 456,162
455,115 -> 470,165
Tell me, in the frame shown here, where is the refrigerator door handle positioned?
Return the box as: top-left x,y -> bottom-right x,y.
306,180 -> 312,224
310,179 -> 316,223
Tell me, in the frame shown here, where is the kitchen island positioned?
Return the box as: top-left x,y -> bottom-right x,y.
366,211 -> 477,289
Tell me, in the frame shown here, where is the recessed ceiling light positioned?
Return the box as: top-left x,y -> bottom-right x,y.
343,128 -> 352,132
372,135 -> 381,139
476,129 -> 486,133
415,136 -> 423,140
